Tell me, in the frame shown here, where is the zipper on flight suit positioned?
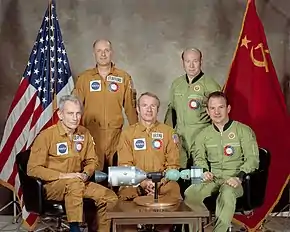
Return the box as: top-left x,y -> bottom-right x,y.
67,135 -> 73,173
220,131 -> 224,176
102,76 -> 108,152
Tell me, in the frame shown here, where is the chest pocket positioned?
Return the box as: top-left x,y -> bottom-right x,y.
49,142 -> 82,171
205,144 -> 219,163
173,92 -> 184,109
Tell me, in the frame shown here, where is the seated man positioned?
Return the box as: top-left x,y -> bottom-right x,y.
184,91 -> 259,232
27,95 -> 118,232
117,92 -> 181,231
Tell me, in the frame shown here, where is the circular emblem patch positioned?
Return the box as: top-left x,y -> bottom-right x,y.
152,139 -> 162,149
228,132 -> 235,139
75,142 -> 83,152
193,85 -> 201,92
91,81 -> 100,90
58,144 -> 67,154
188,99 -> 200,110
108,82 -> 119,92
224,145 -> 235,156
135,139 -> 145,149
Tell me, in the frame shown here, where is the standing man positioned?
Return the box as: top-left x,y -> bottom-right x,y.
74,39 -> 138,171
184,91 -> 259,232
165,48 -> 221,168
27,95 -> 118,232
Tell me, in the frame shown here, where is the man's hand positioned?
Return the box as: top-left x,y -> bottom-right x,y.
79,172 -> 89,182
59,172 -> 86,181
225,177 -> 242,188
140,179 -> 155,195
202,171 -> 214,182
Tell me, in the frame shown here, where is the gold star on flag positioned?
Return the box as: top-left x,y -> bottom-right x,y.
240,35 -> 251,49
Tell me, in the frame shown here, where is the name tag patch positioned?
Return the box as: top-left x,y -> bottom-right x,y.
152,132 -> 163,139
57,142 -> 68,155
90,80 -> 101,92
134,138 -> 146,150
107,75 -> 123,83
73,134 -> 85,142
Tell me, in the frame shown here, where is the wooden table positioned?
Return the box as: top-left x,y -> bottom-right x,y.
107,200 -> 209,232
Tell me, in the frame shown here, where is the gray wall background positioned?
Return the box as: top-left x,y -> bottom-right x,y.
0,0 -> 290,212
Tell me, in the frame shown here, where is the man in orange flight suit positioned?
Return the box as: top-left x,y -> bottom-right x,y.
117,92 -> 181,232
73,39 -> 138,171
27,95 -> 118,232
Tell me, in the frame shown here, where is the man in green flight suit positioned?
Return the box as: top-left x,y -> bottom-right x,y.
184,91 -> 260,232
164,48 -> 221,168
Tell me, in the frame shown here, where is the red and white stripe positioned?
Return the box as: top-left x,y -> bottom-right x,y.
0,76 -> 74,229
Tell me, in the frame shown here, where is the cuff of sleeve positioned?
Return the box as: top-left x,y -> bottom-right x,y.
237,171 -> 246,181
82,171 -> 89,179
83,168 -> 94,177
49,172 -> 62,181
161,177 -> 169,185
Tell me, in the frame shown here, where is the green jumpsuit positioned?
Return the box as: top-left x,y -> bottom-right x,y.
184,120 -> 259,232
164,72 -> 221,168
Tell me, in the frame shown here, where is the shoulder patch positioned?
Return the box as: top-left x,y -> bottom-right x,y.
172,133 -> 179,144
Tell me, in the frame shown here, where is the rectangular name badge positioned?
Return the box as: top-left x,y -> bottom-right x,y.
152,132 -> 163,139
56,142 -> 68,156
73,134 -> 85,142
107,75 -> 123,83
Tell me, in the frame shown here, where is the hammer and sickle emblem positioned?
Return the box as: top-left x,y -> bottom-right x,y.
250,43 -> 270,72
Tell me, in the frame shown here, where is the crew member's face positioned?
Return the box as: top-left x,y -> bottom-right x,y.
93,40 -> 112,66
182,50 -> 202,78
137,95 -> 159,123
58,101 -> 82,131
206,97 -> 231,125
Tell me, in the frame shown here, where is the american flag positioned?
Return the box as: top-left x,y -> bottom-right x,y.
0,0 -> 74,229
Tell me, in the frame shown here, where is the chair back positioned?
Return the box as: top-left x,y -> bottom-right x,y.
246,147 -> 270,209
16,150 -> 43,214
258,147 -> 271,172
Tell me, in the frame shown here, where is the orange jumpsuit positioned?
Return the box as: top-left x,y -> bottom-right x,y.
27,122 -> 118,232
73,66 -> 138,170
117,122 -> 181,202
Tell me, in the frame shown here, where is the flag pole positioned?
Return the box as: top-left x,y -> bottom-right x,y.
48,0 -> 57,124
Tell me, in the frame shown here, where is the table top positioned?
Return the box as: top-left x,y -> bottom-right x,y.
107,200 -> 209,219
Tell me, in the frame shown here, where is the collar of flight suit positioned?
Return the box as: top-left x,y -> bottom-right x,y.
92,62 -> 117,76
185,71 -> 204,84
56,121 -> 82,137
212,119 -> 234,132
137,121 -> 160,133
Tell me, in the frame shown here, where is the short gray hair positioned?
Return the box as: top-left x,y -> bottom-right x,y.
181,47 -> 202,60
137,92 -> 160,109
93,39 -> 112,49
58,95 -> 83,113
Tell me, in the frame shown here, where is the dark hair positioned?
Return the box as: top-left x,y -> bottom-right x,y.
206,91 -> 229,107
181,47 -> 202,60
